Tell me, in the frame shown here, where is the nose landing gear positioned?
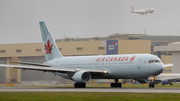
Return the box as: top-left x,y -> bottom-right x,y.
149,82 -> 154,88
110,79 -> 122,88
148,76 -> 156,88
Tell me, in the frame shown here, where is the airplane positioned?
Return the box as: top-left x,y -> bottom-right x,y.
126,6 -> 155,15
0,22 -> 172,88
154,73 -> 180,85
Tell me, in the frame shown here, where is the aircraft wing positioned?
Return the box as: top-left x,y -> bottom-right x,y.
0,64 -> 107,74
163,63 -> 173,68
9,61 -> 50,67
156,73 -> 180,82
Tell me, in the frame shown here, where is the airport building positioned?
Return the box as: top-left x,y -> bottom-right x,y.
0,34 -> 176,84
154,42 -> 180,73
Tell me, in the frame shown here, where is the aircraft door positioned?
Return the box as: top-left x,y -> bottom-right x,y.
137,59 -> 142,69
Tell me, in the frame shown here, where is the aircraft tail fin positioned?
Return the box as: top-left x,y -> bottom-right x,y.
39,22 -> 63,61
131,6 -> 135,11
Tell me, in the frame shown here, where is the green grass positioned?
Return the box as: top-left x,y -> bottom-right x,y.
1,84 -> 180,101
0,92 -> 180,101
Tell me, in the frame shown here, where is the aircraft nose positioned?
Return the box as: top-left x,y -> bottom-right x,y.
156,64 -> 164,74
152,64 -> 164,76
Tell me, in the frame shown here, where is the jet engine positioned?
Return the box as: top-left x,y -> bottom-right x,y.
72,71 -> 91,83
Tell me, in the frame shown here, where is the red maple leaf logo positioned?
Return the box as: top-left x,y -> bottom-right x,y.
112,42 -> 117,44
45,40 -> 53,54
130,55 -> 136,62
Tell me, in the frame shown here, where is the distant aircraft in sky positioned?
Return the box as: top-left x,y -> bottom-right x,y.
0,22 -> 172,88
125,6 -> 155,15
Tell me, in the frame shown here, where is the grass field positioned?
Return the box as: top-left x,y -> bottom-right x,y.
1,84 -> 180,101
0,92 -> 180,101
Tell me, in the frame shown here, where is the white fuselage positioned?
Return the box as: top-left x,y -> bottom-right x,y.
132,8 -> 155,15
46,54 -> 164,80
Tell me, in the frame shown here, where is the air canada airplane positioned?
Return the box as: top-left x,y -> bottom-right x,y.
0,22 -> 172,88
126,6 -> 155,15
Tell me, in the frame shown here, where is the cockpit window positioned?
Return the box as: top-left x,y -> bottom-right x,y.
149,60 -> 161,63
149,60 -> 153,63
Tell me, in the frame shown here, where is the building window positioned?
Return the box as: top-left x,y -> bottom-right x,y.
16,50 -> 22,53
36,49 -> 41,52
0,50 -> 6,53
59,48 -> 62,51
98,47 -> 105,50
77,47 -> 83,50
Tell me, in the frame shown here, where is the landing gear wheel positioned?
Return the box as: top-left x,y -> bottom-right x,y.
110,79 -> 122,88
118,83 -> 122,88
110,82 -> 122,88
74,83 -> 86,88
110,83 -> 114,88
149,82 -> 154,88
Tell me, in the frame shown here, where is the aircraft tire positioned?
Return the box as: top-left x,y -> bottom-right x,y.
118,83 -> 122,88
110,83 -> 122,88
74,83 -> 78,88
149,82 -> 154,88
152,83 -> 154,88
110,83 -> 114,88
74,83 -> 86,88
148,83 -> 151,88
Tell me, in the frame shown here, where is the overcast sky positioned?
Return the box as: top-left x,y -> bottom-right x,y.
1,0 -> 180,44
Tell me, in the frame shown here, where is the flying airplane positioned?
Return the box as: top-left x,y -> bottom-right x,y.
0,22 -> 172,88
126,6 -> 155,15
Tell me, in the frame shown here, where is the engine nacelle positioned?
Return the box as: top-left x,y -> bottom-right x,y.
72,71 -> 91,83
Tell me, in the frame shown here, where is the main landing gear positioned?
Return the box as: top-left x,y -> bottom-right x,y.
74,83 -> 86,88
110,79 -> 122,88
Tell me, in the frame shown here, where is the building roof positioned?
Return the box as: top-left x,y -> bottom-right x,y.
154,41 -> 180,52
